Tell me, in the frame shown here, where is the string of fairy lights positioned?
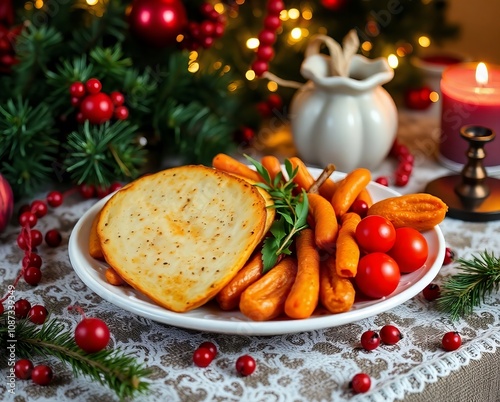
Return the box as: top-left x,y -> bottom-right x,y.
21,0 -> 440,103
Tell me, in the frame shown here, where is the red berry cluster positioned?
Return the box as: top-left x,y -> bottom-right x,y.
360,324 -> 403,351
192,342 -> 256,376
78,181 -> 123,200
15,359 -> 53,386
70,78 -> 128,125
180,2 -> 226,50
256,93 -> 283,118
251,0 -> 285,77
375,139 -> 414,188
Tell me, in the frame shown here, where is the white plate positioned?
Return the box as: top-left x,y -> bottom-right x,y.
68,169 -> 446,336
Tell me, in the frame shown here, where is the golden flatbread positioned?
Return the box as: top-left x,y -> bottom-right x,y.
97,165 -> 268,312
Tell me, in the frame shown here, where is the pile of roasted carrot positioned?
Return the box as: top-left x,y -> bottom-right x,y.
212,153 -> 375,321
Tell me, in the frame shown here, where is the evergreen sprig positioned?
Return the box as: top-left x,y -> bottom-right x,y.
245,155 -> 309,272
64,120 -> 146,187
0,314 -> 150,400
437,251 -> 500,320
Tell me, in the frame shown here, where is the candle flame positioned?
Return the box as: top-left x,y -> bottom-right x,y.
476,62 -> 488,86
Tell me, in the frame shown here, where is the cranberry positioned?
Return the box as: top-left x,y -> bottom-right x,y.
349,199 -> 369,218
375,176 -> 389,187
79,183 -> 96,199
45,229 -> 62,247
46,191 -> 63,207
31,365 -> 53,385
442,331 -> 461,351
75,318 -> 110,353
360,330 -> 380,351
380,325 -> 403,345
23,253 -> 42,269
19,211 -> 38,228
15,359 -> 34,380
235,355 -> 256,376
193,347 -> 214,368
86,78 -> 102,94
422,283 -> 441,301
15,299 -> 31,319
23,266 -> 42,286
114,106 -> 129,120
30,200 -> 48,218
69,81 -> 86,98
350,373 -> 371,394
28,305 -> 48,325
198,341 -> 217,358
110,91 -> 125,106
443,247 -> 455,265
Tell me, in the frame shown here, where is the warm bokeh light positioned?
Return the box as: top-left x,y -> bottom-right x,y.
418,36 -> 431,47
34,0 -> 44,9
86,0 -> 99,5
222,65 -> 231,73
288,8 -> 300,19
228,82 -> 238,92
213,61 -> 222,70
290,27 -> 302,40
302,9 -> 313,20
246,38 -> 259,49
387,54 -> 399,68
246,70 -> 256,81
24,2 -> 33,10
189,51 -> 198,61
430,91 -> 439,102
214,3 -> 224,14
280,10 -> 289,21
267,81 -> 278,92
361,41 -> 372,52
188,62 -> 199,73
476,62 -> 488,85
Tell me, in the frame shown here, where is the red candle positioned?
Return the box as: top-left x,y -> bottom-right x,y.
439,62 -> 500,171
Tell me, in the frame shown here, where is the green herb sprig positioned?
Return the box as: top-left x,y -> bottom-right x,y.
245,155 -> 309,272
438,251 -> 500,320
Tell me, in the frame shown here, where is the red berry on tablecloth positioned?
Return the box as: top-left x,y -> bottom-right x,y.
31,365 -> 53,386
15,359 -> 34,380
422,283 -> 441,301
199,341 -> 217,358
350,373 -> 371,394
79,183 -> 96,199
360,330 -> 380,351
193,347 -> 214,367
28,305 -> 48,325
23,252 -> 42,269
443,247 -> 455,265
45,229 -> 62,247
86,78 -> 102,94
75,317 -> 111,353
23,266 -> 42,286
79,92 -> 114,125
236,355 -> 256,376
31,200 -> 48,218
46,191 -> 63,207
380,325 -> 403,345
15,299 -> 31,319
442,331 -> 461,351
69,81 -> 86,98
19,211 -> 38,228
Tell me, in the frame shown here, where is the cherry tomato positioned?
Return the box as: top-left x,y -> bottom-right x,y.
355,215 -> 396,253
388,227 -> 428,273
355,252 -> 400,299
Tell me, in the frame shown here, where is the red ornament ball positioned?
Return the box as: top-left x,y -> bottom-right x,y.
404,86 -> 433,110
75,317 -> 111,353
321,0 -> 347,11
79,93 -> 114,124
129,0 -> 188,48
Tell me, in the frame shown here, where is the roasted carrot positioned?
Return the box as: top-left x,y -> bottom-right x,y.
212,153 -> 262,183
216,252 -> 265,311
355,187 -> 373,208
331,168 -> 371,218
261,155 -> 283,184
335,212 -> 361,278
319,254 -> 355,314
289,157 -> 337,199
284,228 -> 320,319
239,257 -> 298,321
105,267 -> 125,286
307,193 -> 338,253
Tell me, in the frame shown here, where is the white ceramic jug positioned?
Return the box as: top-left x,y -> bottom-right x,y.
290,34 -> 398,172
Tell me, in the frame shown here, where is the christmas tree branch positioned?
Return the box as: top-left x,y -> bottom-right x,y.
1,315 -> 150,400
437,251 -> 500,320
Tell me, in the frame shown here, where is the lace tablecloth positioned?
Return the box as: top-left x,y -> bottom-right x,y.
1,113 -> 500,402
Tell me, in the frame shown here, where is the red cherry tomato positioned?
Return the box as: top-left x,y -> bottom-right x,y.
355,252 -> 400,299
355,215 -> 396,253
388,227 -> 428,273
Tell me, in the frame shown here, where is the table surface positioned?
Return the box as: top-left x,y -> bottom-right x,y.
1,113 -> 500,402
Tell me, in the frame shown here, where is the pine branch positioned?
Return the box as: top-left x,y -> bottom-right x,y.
90,45 -> 133,82
1,315 -> 150,400
64,120 -> 146,187
437,251 -> 500,320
